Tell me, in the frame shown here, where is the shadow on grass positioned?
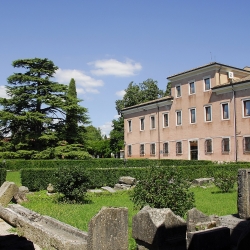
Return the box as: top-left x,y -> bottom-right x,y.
211,190 -> 236,194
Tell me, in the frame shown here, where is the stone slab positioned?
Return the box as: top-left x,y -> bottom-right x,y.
0,182 -> 19,206
101,186 -> 116,193
119,176 -> 136,185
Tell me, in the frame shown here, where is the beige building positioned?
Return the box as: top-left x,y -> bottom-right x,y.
121,62 -> 250,162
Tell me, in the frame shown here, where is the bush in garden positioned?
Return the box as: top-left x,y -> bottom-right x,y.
214,172 -> 236,193
53,166 -> 91,203
131,166 -> 195,217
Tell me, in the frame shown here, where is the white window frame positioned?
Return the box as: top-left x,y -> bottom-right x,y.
204,105 -> 212,122
150,143 -> 156,156
140,144 -> 145,156
176,141 -> 182,155
242,99 -> 250,118
222,137 -> 230,154
150,115 -> 156,129
203,76 -> 211,91
163,142 -> 169,155
243,136 -> 250,154
127,145 -> 132,156
163,113 -> 169,128
176,84 -> 181,98
221,102 -> 230,120
189,108 -> 196,124
176,110 -> 182,126
140,117 -> 145,131
204,138 -> 213,154
189,80 -> 195,95
128,120 -> 132,132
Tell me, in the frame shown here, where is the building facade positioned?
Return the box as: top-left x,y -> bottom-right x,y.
121,62 -> 250,162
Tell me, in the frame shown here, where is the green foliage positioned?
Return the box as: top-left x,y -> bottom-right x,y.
0,164 -> 7,185
132,167 -> 195,217
214,172 -> 236,193
109,117 -> 124,155
53,166 -> 91,203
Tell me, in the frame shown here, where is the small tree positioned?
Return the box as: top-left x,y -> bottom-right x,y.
132,167 -> 195,217
214,172 -> 236,193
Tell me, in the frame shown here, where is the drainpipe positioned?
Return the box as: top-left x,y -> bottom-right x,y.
232,86 -> 237,162
157,105 -> 160,160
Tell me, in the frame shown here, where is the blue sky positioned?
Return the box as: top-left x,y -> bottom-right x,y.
1,0 -> 250,136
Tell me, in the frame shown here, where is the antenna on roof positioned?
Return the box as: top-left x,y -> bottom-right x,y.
210,52 -> 212,62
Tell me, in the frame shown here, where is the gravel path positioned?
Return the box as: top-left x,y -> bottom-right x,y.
0,219 -> 41,250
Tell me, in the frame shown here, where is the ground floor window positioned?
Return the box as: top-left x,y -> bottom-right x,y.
176,141 -> 182,154
140,144 -> 145,156
150,143 -> 156,155
205,139 -> 212,154
127,145 -> 132,156
243,137 -> 250,153
163,142 -> 169,155
222,138 -> 230,154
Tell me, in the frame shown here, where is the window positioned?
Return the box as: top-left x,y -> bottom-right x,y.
243,100 -> 250,117
163,142 -> 169,155
163,113 -> 169,127
243,137 -> 250,153
204,105 -> 212,122
176,110 -> 182,125
140,118 -> 145,131
190,108 -> 196,124
222,138 -> 230,153
176,141 -> 182,154
205,139 -> 212,154
150,143 -> 156,155
150,116 -> 156,129
176,85 -> 181,97
189,81 -> 195,94
127,145 -> 132,156
204,78 -> 211,91
140,144 -> 145,156
222,103 -> 229,120
128,120 -> 132,132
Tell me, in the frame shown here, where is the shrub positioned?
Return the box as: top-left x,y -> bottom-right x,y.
214,172 -> 236,193
131,166 -> 195,217
53,166 -> 91,203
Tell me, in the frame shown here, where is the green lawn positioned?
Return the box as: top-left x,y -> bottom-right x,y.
6,171 -> 238,250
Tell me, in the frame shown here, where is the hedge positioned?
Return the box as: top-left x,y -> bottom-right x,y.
20,163 -> 250,191
0,168 -> 6,186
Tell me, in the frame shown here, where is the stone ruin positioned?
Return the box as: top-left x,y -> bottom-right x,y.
0,169 -> 250,249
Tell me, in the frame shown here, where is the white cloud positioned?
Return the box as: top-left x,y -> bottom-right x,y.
115,90 -> 126,98
0,86 -> 10,99
114,114 -> 120,119
89,59 -> 142,77
55,68 -> 104,94
99,121 -> 113,137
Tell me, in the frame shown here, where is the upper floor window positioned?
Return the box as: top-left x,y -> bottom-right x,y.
243,99 -> 250,117
189,81 -> 195,95
127,145 -> 132,156
176,85 -> 181,97
150,116 -> 156,129
176,110 -> 182,126
140,117 -> 145,131
205,139 -> 212,154
221,103 -> 229,120
222,138 -> 230,154
163,113 -> 169,127
128,120 -> 132,132
204,105 -> 212,122
150,143 -> 156,155
204,78 -> 211,91
140,144 -> 145,156
176,141 -> 182,154
243,137 -> 250,153
163,142 -> 169,155
190,108 -> 196,124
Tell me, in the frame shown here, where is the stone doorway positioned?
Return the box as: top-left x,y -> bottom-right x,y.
190,140 -> 198,160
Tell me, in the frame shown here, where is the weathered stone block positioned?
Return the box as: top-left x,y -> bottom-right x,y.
0,181 -> 19,206
237,169 -> 250,219
187,226 -> 230,250
13,186 -> 29,204
114,183 -> 131,190
132,206 -> 186,250
87,206 -> 128,250
119,176 -> 136,185
101,186 -> 116,193
192,178 -> 213,186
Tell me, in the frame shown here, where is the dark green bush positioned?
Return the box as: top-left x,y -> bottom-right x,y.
53,166 -> 91,203
214,172 -> 236,192
132,167 -> 195,217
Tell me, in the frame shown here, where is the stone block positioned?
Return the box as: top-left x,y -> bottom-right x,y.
101,186 -> 116,193
192,178 -> 213,186
119,176 -> 136,185
114,183 -> 131,190
237,169 -> 250,219
187,226 -> 230,250
132,206 -> 187,250
0,181 -> 19,206
87,206 -> 128,250
13,186 -> 29,204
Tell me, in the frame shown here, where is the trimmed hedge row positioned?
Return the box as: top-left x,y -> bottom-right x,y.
21,163 -> 250,191
3,159 -> 220,170
0,168 -> 6,186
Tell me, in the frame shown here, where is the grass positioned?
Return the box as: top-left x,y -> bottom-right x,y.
6,171 -> 238,249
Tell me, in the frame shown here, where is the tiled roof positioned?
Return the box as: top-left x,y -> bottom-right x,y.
167,62 -> 249,79
212,75 -> 250,90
